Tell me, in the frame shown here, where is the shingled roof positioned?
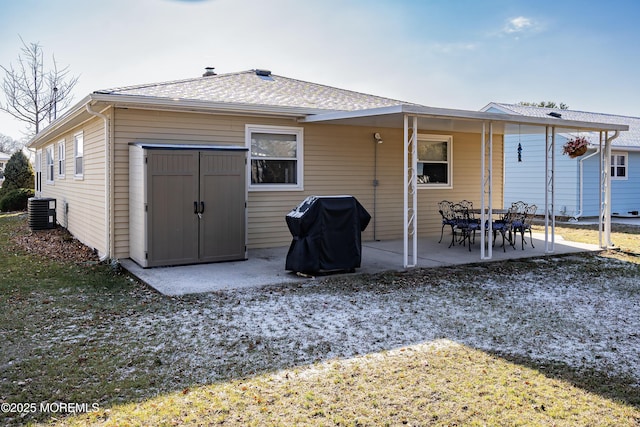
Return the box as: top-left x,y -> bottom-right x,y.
487,103 -> 640,148
95,69 -> 413,112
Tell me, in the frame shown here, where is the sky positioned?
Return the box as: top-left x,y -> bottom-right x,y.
1,0 -> 640,142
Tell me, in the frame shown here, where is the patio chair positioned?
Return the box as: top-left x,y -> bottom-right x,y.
438,200 -> 457,245
490,207 -> 516,252
512,204 -> 537,250
452,204 -> 481,251
511,201 -> 527,216
459,200 -> 474,212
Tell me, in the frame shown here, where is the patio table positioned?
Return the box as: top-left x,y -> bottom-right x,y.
469,208 -> 515,251
470,208 -> 508,215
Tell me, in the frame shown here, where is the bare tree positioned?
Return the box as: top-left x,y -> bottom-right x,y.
0,133 -> 21,153
0,37 -> 79,137
518,101 -> 569,110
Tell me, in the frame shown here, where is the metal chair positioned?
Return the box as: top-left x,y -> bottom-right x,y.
512,204 -> 537,250
453,204 -> 481,251
511,201 -> 527,216
491,207 -> 516,252
438,200 -> 457,245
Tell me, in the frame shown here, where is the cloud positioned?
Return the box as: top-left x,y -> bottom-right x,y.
503,16 -> 536,34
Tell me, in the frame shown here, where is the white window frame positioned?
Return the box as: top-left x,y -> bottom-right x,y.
57,139 -> 65,178
611,152 -> 628,180
417,134 -> 453,189
74,131 -> 84,178
45,145 -> 54,183
246,124 -> 304,191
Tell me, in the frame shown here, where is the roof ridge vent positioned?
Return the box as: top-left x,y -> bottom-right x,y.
202,67 -> 216,77
255,69 -> 272,77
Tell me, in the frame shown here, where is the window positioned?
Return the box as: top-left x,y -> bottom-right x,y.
246,125 -> 303,190
74,132 -> 83,177
57,140 -> 65,177
45,145 -> 54,183
611,153 -> 627,179
417,134 -> 453,188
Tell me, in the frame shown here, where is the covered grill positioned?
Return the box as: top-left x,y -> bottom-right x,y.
285,196 -> 371,274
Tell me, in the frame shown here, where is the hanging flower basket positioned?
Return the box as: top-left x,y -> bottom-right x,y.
563,136 -> 589,158
568,145 -> 588,158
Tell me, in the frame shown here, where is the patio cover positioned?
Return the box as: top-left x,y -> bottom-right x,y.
300,104 -> 629,267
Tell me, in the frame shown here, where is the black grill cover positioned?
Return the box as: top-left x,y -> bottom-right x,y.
285,196 -> 371,273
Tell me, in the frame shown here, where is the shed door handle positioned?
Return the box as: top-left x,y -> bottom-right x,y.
200,201 -> 205,214
194,201 -> 198,214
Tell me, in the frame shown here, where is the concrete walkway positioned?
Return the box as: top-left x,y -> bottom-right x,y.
121,233 -> 602,296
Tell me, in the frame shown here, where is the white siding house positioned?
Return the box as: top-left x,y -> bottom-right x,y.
484,103 -> 640,219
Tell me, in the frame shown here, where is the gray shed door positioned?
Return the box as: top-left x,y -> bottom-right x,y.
147,149 -> 246,267
199,151 -> 246,262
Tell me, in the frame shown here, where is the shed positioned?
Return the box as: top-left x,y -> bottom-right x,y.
129,143 -> 248,267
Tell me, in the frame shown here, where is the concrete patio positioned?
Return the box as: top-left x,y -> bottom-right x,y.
121,232 -> 602,296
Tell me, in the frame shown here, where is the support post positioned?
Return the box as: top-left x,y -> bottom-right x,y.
480,122 -> 493,260
544,126 -> 556,253
403,115 -> 418,268
600,131 -> 613,248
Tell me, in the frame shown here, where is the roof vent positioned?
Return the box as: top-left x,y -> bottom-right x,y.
548,112 -> 562,118
255,69 -> 272,77
202,67 -> 216,77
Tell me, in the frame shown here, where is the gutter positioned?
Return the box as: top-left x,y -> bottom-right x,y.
89,93 -> 327,118
85,104 -> 112,263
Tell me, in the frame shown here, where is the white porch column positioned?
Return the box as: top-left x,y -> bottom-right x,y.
403,115 -> 418,268
544,126 -> 556,253
600,131 -> 613,248
480,122 -> 493,260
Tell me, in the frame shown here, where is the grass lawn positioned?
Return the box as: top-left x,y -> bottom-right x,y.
1,212 -> 639,426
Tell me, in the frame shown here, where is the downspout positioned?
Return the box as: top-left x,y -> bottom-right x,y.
85,103 -> 111,262
372,132 -> 383,241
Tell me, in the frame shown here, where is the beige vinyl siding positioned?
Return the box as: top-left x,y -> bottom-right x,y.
35,116 -> 107,255
112,109 -> 504,256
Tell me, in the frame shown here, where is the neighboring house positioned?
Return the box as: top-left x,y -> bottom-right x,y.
0,151 -> 10,172
27,69 -> 625,268
483,103 -> 640,219
0,151 -> 11,183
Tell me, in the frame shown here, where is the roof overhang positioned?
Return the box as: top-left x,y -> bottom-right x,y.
28,93 -> 329,148
29,96 -> 628,149
299,104 -> 629,135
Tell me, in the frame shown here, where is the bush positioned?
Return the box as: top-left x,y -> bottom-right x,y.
0,188 -> 34,212
2,151 -> 34,192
